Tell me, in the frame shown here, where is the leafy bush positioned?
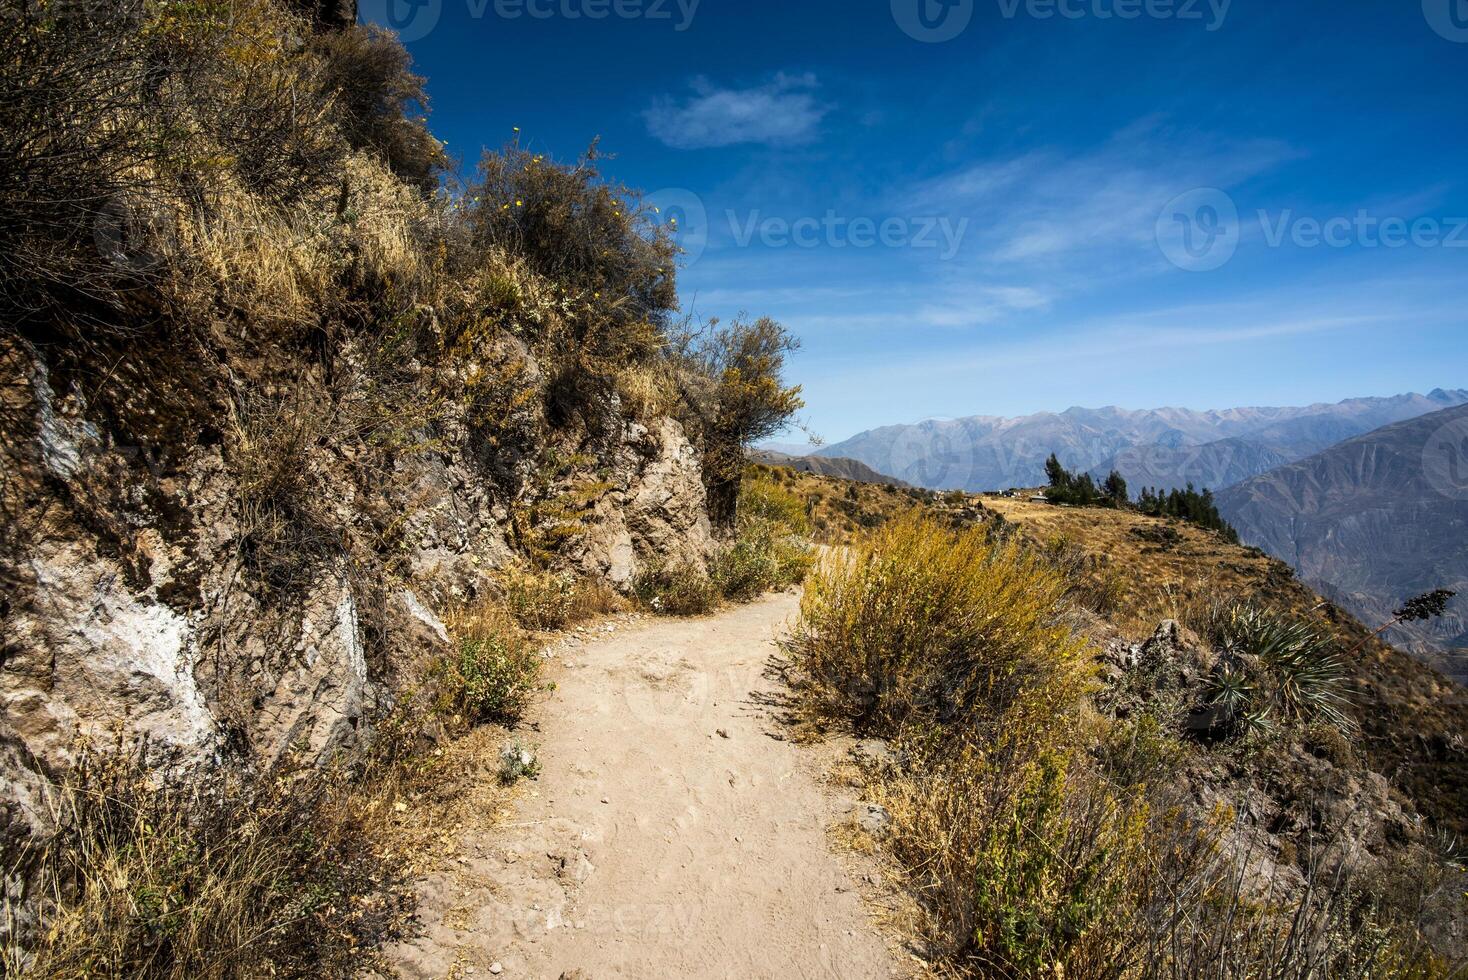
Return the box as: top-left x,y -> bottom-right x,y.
736,468 -> 811,535
787,512 -> 1091,735
669,317 -> 805,528
436,605 -> 541,725
632,562 -> 718,617
710,517 -> 812,602
497,742 -> 541,785
707,472 -> 813,601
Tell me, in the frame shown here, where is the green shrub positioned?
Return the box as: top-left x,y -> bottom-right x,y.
436,605 -> 540,725
710,516 -> 813,602
633,563 -> 718,616
497,741 -> 541,785
737,470 -> 811,536
1205,604 -> 1351,735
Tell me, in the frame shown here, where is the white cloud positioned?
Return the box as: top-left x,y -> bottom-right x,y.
903,120 -> 1299,268
644,74 -> 829,150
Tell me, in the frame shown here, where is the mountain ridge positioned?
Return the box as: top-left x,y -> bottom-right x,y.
819,389 -> 1468,492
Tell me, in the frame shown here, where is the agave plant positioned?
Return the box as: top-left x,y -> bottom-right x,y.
1206,605 -> 1352,735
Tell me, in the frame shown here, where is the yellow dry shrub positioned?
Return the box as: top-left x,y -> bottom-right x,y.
337,153 -> 438,301
788,511 -> 1093,736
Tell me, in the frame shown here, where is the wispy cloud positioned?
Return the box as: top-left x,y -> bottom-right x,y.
644,74 -> 829,150
904,120 -> 1300,268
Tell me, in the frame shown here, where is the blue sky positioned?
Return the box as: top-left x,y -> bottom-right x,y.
366,0 -> 1468,445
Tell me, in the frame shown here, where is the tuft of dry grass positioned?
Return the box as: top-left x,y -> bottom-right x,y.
2,741 -> 413,980
497,566 -> 625,632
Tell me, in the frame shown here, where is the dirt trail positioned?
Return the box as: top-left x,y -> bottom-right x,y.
380,592 -> 906,980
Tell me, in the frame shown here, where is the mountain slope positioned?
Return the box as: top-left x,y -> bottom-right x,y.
1088,437 -> 1292,494
820,390 -> 1468,492
750,449 -> 910,487
1217,404 -> 1468,665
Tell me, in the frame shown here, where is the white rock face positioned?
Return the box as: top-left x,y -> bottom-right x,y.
252,572 -> 367,764
4,541 -> 216,770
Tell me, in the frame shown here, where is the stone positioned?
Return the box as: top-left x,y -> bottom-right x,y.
858,803 -> 893,836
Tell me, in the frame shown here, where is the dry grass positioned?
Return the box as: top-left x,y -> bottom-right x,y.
784,507 -> 1458,978
787,512 -> 1092,736
2,741 -> 413,979
497,566 -> 625,632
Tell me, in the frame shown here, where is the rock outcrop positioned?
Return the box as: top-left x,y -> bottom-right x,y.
0,331 -> 714,856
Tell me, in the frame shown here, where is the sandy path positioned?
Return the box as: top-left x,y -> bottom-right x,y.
380,592 -> 904,980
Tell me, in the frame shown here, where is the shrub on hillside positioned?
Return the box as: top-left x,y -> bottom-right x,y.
1204,604 -> 1351,736
498,566 -> 623,631
708,472 -> 813,601
792,515 -> 1443,977
313,26 -> 445,193
436,604 -> 541,725
632,562 -> 718,616
787,513 -> 1091,735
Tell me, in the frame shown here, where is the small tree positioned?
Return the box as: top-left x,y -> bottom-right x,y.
1045,453 -> 1069,492
1103,470 -> 1129,506
672,316 -> 804,531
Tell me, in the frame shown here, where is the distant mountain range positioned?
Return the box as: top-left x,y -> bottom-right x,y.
749,449 -> 910,487
817,389 -> 1468,493
1217,404 -> 1468,668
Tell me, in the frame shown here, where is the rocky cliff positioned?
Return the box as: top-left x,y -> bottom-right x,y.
0,330 -> 713,860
